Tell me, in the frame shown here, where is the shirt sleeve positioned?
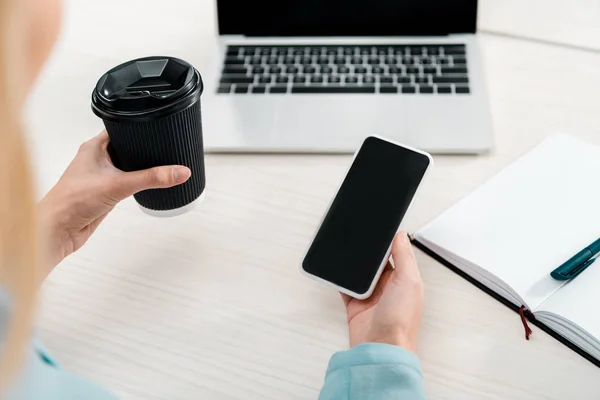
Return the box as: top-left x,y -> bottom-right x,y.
5,343 -> 118,400
318,343 -> 426,400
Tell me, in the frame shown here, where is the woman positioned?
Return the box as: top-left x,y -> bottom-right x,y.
0,0 -> 426,398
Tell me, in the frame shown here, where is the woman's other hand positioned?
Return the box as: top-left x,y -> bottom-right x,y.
342,231 -> 424,352
38,131 -> 191,275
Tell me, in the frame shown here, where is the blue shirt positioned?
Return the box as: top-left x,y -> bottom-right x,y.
2,293 -> 425,399
4,342 -> 425,399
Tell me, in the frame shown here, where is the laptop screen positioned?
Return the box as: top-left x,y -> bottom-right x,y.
217,0 -> 477,36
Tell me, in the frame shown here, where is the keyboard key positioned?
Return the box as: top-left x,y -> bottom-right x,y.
425,46 -> 441,55
338,66 -> 350,74
304,66 -> 316,74
397,77 -> 412,84
436,85 -> 452,94
292,86 -> 376,93
439,58 -> 450,65
389,67 -> 402,74
452,56 -> 467,65
380,86 -> 398,93
217,85 -> 231,94
252,66 -> 265,74
345,76 -> 358,84
260,48 -> 270,55
310,48 -> 320,55
403,57 -> 414,65
226,48 -> 239,56
419,85 -> 434,94
455,86 -> 470,94
441,67 -> 468,74
419,58 -> 431,65
267,57 -> 278,65
301,56 -> 312,64
372,66 -> 384,74
311,76 -> 324,83
352,56 -> 363,64
318,55 -> 329,64
385,56 -> 396,64
284,56 -> 296,64
276,76 -> 289,84
401,86 -> 416,94
378,49 -> 387,56
223,66 -> 247,74
344,48 -> 353,55
433,76 -> 469,84
224,58 -> 245,65
252,85 -> 267,93
415,76 -> 430,84
269,85 -> 288,93
368,57 -> 380,65
355,67 -> 367,74
220,75 -> 253,84
321,66 -> 333,74
363,76 -> 375,84
235,85 -> 249,93
286,66 -> 299,74
258,76 -> 272,84
444,45 -> 466,55
406,66 -> 420,75
327,50 -> 336,56
381,76 -> 394,84
328,76 -> 341,83
294,76 -> 306,83
294,49 -> 304,56
249,57 -> 262,65
269,66 -> 281,74
335,56 -> 346,64
423,66 -> 438,74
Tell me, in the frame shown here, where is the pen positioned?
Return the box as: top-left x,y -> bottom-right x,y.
551,237 -> 600,280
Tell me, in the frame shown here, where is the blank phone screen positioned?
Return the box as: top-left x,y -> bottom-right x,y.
302,137 -> 430,295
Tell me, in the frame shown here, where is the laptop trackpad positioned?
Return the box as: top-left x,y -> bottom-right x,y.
274,97 -> 407,151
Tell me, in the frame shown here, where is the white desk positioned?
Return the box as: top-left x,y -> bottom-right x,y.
27,1 -> 600,399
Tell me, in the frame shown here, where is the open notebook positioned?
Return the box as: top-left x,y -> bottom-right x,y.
413,134 -> 600,366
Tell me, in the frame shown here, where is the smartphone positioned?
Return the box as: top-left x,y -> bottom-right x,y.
301,136 -> 433,299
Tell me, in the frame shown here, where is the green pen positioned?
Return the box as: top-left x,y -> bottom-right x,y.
551,237 -> 600,280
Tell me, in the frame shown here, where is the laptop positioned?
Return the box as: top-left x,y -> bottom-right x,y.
200,0 -> 493,153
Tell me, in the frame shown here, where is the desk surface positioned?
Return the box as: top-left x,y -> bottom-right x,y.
27,1 -> 600,399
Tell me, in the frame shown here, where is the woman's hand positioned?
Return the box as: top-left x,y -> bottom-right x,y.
342,231 -> 424,352
38,131 -> 191,276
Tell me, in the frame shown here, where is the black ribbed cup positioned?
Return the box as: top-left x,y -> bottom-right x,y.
91,57 -> 205,214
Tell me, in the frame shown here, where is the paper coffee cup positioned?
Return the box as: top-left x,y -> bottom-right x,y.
91,56 -> 205,216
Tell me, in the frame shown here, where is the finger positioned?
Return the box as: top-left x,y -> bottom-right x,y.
340,292 -> 352,307
93,130 -> 110,146
366,266 -> 392,301
77,131 -> 109,155
391,231 -> 421,281
84,131 -> 109,150
109,165 -> 191,200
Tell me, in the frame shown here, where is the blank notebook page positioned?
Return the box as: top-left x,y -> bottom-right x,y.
417,135 -> 600,310
538,258 -> 600,342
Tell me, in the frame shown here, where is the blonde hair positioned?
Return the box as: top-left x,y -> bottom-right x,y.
0,0 -> 38,389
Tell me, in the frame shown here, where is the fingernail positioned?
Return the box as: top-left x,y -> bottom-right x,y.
173,167 -> 191,183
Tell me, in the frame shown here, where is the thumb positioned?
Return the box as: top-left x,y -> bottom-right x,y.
391,231 -> 421,282
109,165 -> 191,201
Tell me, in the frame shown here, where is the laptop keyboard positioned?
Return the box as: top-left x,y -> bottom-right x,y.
217,44 -> 470,95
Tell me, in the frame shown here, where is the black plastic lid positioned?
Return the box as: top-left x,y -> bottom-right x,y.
92,56 -> 203,122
